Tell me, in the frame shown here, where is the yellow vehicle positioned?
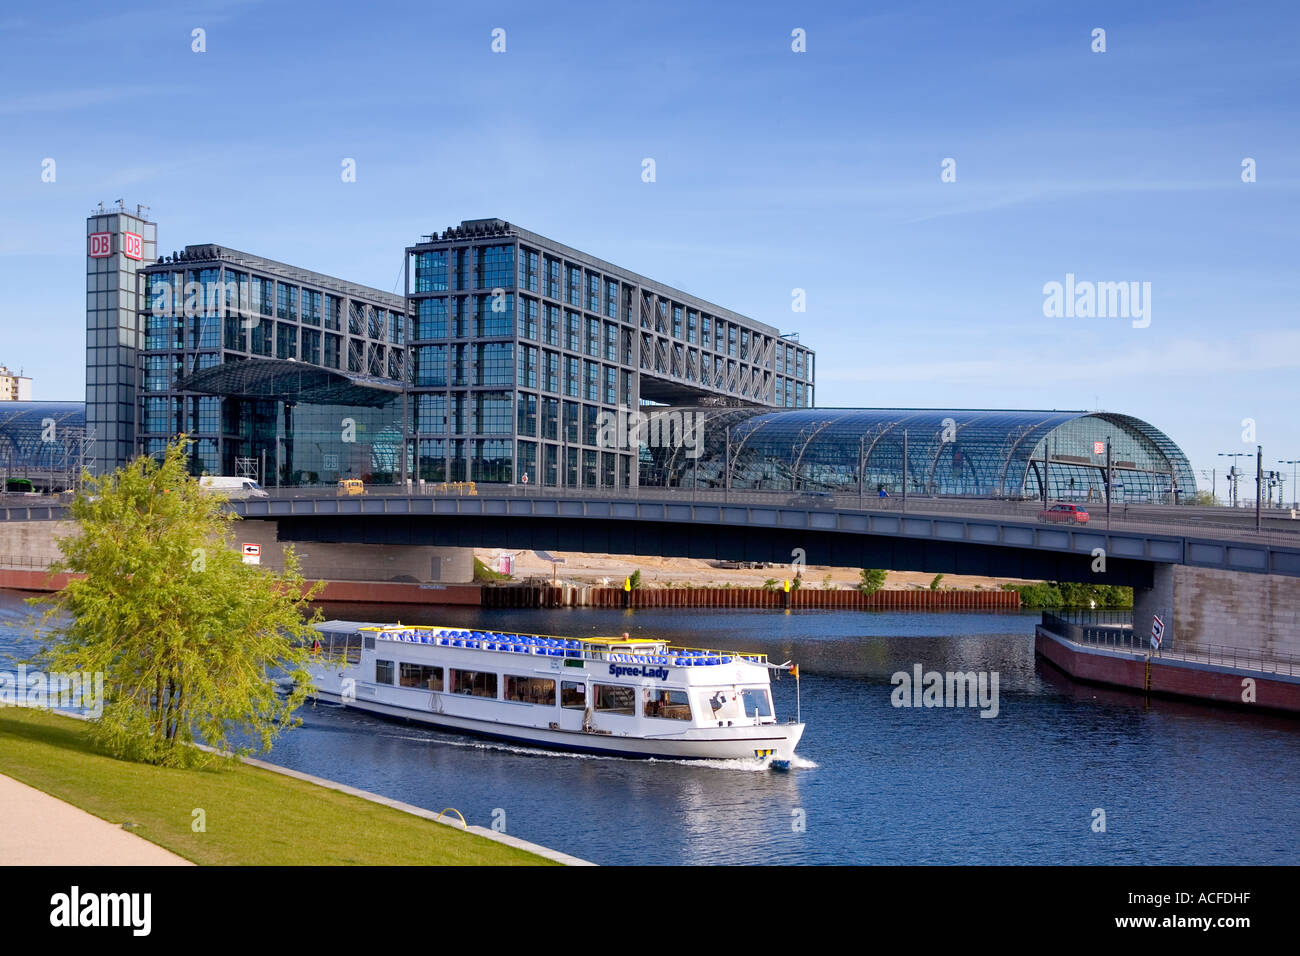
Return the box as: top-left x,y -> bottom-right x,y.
336,479 -> 367,496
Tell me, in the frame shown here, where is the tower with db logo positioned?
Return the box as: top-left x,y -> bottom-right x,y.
86,201 -> 157,474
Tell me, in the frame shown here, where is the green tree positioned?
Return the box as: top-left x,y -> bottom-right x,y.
628,569 -> 642,589
858,568 -> 888,595
30,438 -> 323,767
929,574 -> 944,590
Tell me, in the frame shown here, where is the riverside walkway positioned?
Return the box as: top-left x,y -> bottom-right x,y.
0,773 -> 192,865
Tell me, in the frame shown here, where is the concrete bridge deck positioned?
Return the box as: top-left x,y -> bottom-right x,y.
4,486 -> 1299,580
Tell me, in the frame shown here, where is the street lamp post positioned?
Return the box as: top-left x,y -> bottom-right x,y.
1105,437 -> 1112,531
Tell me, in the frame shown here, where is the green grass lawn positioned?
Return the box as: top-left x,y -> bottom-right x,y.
0,707 -> 557,865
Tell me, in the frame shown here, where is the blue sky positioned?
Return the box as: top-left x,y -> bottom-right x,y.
1,0 -> 1297,497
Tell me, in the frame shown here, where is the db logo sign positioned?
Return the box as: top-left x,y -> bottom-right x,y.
88,232 -> 113,258
122,231 -> 143,260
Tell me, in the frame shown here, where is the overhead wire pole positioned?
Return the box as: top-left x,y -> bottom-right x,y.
1256,444 -> 1263,532
901,429 -> 908,513
1042,438 -> 1050,508
724,424 -> 731,502
1281,459 -> 1300,510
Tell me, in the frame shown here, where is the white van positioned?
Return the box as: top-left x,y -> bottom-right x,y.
199,476 -> 269,500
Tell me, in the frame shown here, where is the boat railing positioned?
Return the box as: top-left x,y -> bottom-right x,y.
346,625 -> 768,667
308,630 -> 363,665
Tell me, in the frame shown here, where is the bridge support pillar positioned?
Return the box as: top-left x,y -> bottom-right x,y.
1172,565 -> 1300,661
1132,563 -> 1175,649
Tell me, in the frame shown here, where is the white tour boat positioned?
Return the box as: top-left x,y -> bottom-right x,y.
305,621 -> 805,764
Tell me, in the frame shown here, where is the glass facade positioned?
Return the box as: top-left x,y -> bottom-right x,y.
638,407 -> 1196,504
406,219 -> 815,489
136,243 -> 411,485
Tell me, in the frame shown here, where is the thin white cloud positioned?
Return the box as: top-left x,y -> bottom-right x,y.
0,86 -> 179,115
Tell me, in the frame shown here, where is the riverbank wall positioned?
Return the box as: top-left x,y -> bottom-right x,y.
1034,625 -> 1300,715
1,567 -> 1017,611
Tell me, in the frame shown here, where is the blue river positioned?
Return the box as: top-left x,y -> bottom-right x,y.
2,590 -> 1298,865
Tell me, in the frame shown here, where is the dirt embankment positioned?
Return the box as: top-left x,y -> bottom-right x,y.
477,549 -> 1039,591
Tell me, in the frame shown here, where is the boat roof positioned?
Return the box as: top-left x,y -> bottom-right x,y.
315,619 -> 386,634
311,621 -> 771,667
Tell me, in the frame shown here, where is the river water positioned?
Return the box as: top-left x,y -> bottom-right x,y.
2,591 -> 1297,865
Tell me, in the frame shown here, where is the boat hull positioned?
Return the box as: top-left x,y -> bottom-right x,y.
310,688 -> 805,762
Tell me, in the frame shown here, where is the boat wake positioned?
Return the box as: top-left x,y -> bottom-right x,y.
382,730 -> 816,771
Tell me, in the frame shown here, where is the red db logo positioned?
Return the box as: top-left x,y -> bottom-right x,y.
88,232 -> 112,258
123,231 -> 143,260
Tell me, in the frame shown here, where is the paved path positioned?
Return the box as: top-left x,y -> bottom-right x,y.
0,773 -> 192,865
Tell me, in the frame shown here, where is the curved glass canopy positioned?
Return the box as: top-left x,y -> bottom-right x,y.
639,407 -> 1196,503
0,402 -> 89,476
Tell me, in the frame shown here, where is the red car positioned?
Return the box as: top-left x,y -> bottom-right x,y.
1037,503 -> 1090,524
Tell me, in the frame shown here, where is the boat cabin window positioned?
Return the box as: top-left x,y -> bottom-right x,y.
561,681 -> 587,708
451,669 -> 498,698
506,675 -> 556,705
375,660 -> 394,685
699,689 -> 743,722
400,662 -> 443,691
594,684 -> 635,715
643,688 -> 692,721
741,688 -> 772,718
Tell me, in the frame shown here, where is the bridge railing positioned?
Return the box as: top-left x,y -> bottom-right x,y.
251,482 -> 1300,546
5,482 -> 1300,548
0,553 -> 57,570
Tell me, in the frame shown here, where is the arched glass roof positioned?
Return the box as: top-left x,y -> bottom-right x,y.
640,407 -> 1196,503
0,402 -> 90,476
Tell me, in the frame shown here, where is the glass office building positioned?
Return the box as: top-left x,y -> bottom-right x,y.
137,244 -> 410,485
406,219 -> 816,487
70,209 -> 1195,501
638,407 -> 1197,504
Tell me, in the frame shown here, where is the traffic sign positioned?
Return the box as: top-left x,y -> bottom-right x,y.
242,542 -> 261,565
1150,614 -> 1164,649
